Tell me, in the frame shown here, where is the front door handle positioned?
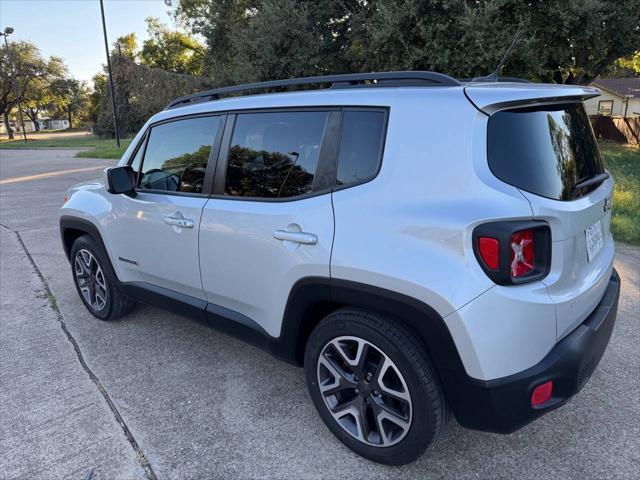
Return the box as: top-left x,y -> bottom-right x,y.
164,216 -> 194,229
273,230 -> 318,245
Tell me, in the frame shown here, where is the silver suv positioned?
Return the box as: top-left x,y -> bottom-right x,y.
60,72 -> 620,465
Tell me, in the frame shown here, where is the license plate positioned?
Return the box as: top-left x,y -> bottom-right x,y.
585,220 -> 604,262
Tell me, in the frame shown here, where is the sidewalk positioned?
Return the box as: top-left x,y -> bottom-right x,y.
0,230 -> 143,479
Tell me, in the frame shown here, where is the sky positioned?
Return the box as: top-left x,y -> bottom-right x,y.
0,0 -> 177,82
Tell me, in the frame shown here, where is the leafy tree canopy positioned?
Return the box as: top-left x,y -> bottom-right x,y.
140,17 -> 205,75
49,78 -> 91,128
168,0 -> 640,85
0,41 -> 68,137
113,18 -> 205,75
115,33 -> 139,60
617,51 -> 640,74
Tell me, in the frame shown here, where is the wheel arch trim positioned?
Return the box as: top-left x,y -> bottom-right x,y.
278,277 -> 466,377
60,216 -> 109,262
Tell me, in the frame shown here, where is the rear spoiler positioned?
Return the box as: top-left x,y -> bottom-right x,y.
464,83 -> 600,116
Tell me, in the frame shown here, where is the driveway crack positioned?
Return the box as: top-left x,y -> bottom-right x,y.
13,230 -> 157,480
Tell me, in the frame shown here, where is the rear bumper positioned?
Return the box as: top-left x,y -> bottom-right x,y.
445,269 -> 620,433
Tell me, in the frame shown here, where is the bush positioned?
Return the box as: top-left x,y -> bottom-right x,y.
94,55 -> 212,137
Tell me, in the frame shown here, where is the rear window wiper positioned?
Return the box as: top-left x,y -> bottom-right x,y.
570,172 -> 610,197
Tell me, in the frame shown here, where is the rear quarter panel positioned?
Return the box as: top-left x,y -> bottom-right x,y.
330,89 -> 534,316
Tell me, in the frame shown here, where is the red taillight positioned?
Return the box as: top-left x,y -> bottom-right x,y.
510,229 -> 534,277
473,221 -> 550,285
531,380 -> 553,407
478,237 -> 500,270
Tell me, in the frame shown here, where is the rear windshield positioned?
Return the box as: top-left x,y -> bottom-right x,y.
487,103 -> 604,200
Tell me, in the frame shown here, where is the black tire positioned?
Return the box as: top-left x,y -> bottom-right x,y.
304,308 -> 448,465
70,234 -> 135,321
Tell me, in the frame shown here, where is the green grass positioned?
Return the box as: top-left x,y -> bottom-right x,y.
599,141 -> 640,245
0,134 -> 131,159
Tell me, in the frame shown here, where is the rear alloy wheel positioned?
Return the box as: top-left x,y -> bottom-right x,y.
305,308 -> 448,465
317,336 -> 412,447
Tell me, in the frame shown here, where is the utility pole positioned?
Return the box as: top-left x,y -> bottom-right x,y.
1,27 -> 27,142
99,0 -> 120,148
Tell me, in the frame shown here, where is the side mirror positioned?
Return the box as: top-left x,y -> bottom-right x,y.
106,166 -> 136,195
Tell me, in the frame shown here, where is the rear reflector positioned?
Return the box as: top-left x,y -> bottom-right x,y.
531,380 -> 553,407
510,229 -> 534,277
478,237 -> 500,270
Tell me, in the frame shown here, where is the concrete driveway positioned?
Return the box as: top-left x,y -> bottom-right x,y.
1,148 -> 639,479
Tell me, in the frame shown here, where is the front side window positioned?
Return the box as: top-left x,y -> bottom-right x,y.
597,100 -> 613,116
224,111 -> 328,198
336,110 -> 386,187
138,116 -> 221,194
129,137 -> 145,174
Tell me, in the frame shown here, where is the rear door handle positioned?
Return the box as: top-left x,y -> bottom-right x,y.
273,230 -> 318,245
164,216 -> 194,229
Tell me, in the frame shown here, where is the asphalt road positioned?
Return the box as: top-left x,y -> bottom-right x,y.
1,148 -> 639,479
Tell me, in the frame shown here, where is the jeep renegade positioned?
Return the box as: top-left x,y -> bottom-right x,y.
60,72 -> 620,465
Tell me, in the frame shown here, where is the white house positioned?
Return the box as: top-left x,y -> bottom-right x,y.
584,78 -> 640,117
0,117 -> 70,134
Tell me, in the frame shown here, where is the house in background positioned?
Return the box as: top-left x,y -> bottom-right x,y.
584,78 -> 640,117
0,117 -> 70,135
39,118 -> 70,131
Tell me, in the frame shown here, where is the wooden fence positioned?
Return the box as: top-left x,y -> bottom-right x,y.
590,115 -> 640,145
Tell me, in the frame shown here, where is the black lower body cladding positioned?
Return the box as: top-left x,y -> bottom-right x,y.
445,270 -> 620,433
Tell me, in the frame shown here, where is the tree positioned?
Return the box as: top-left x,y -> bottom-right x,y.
49,78 -> 90,128
92,54 -> 211,137
169,0 -> 259,83
0,41 -> 66,138
230,0 -> 323,83
169,0 -> 640,85
21,56 -> 66,131
617,51 -> 640,75
21,77 -> 54,132
89,73 -> 107,124
115,33 -> 139,60
139,17 -> 205,75
350,0 -> 640,84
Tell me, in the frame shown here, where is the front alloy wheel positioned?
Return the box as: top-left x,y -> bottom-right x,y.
74,248 -> 108,311
70,234 -> 134,321
317,336 -> 412,447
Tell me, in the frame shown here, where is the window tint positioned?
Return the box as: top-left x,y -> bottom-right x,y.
336,110 -> 385,187
224,111 -> 328,198
139,116 -> 220,194
488,103 -> 604,201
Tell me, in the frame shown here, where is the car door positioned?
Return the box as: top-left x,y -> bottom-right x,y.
105,114 -> 224,300
199,109 -> 339,337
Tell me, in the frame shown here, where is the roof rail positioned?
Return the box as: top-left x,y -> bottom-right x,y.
165,71 -> 461,110
463,76 -> 532,83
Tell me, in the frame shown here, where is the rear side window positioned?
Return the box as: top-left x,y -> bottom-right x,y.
224,111 -> 328,198
488,103 -> 604,200
336,110 -> 386,187
138,116 -> 221,194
